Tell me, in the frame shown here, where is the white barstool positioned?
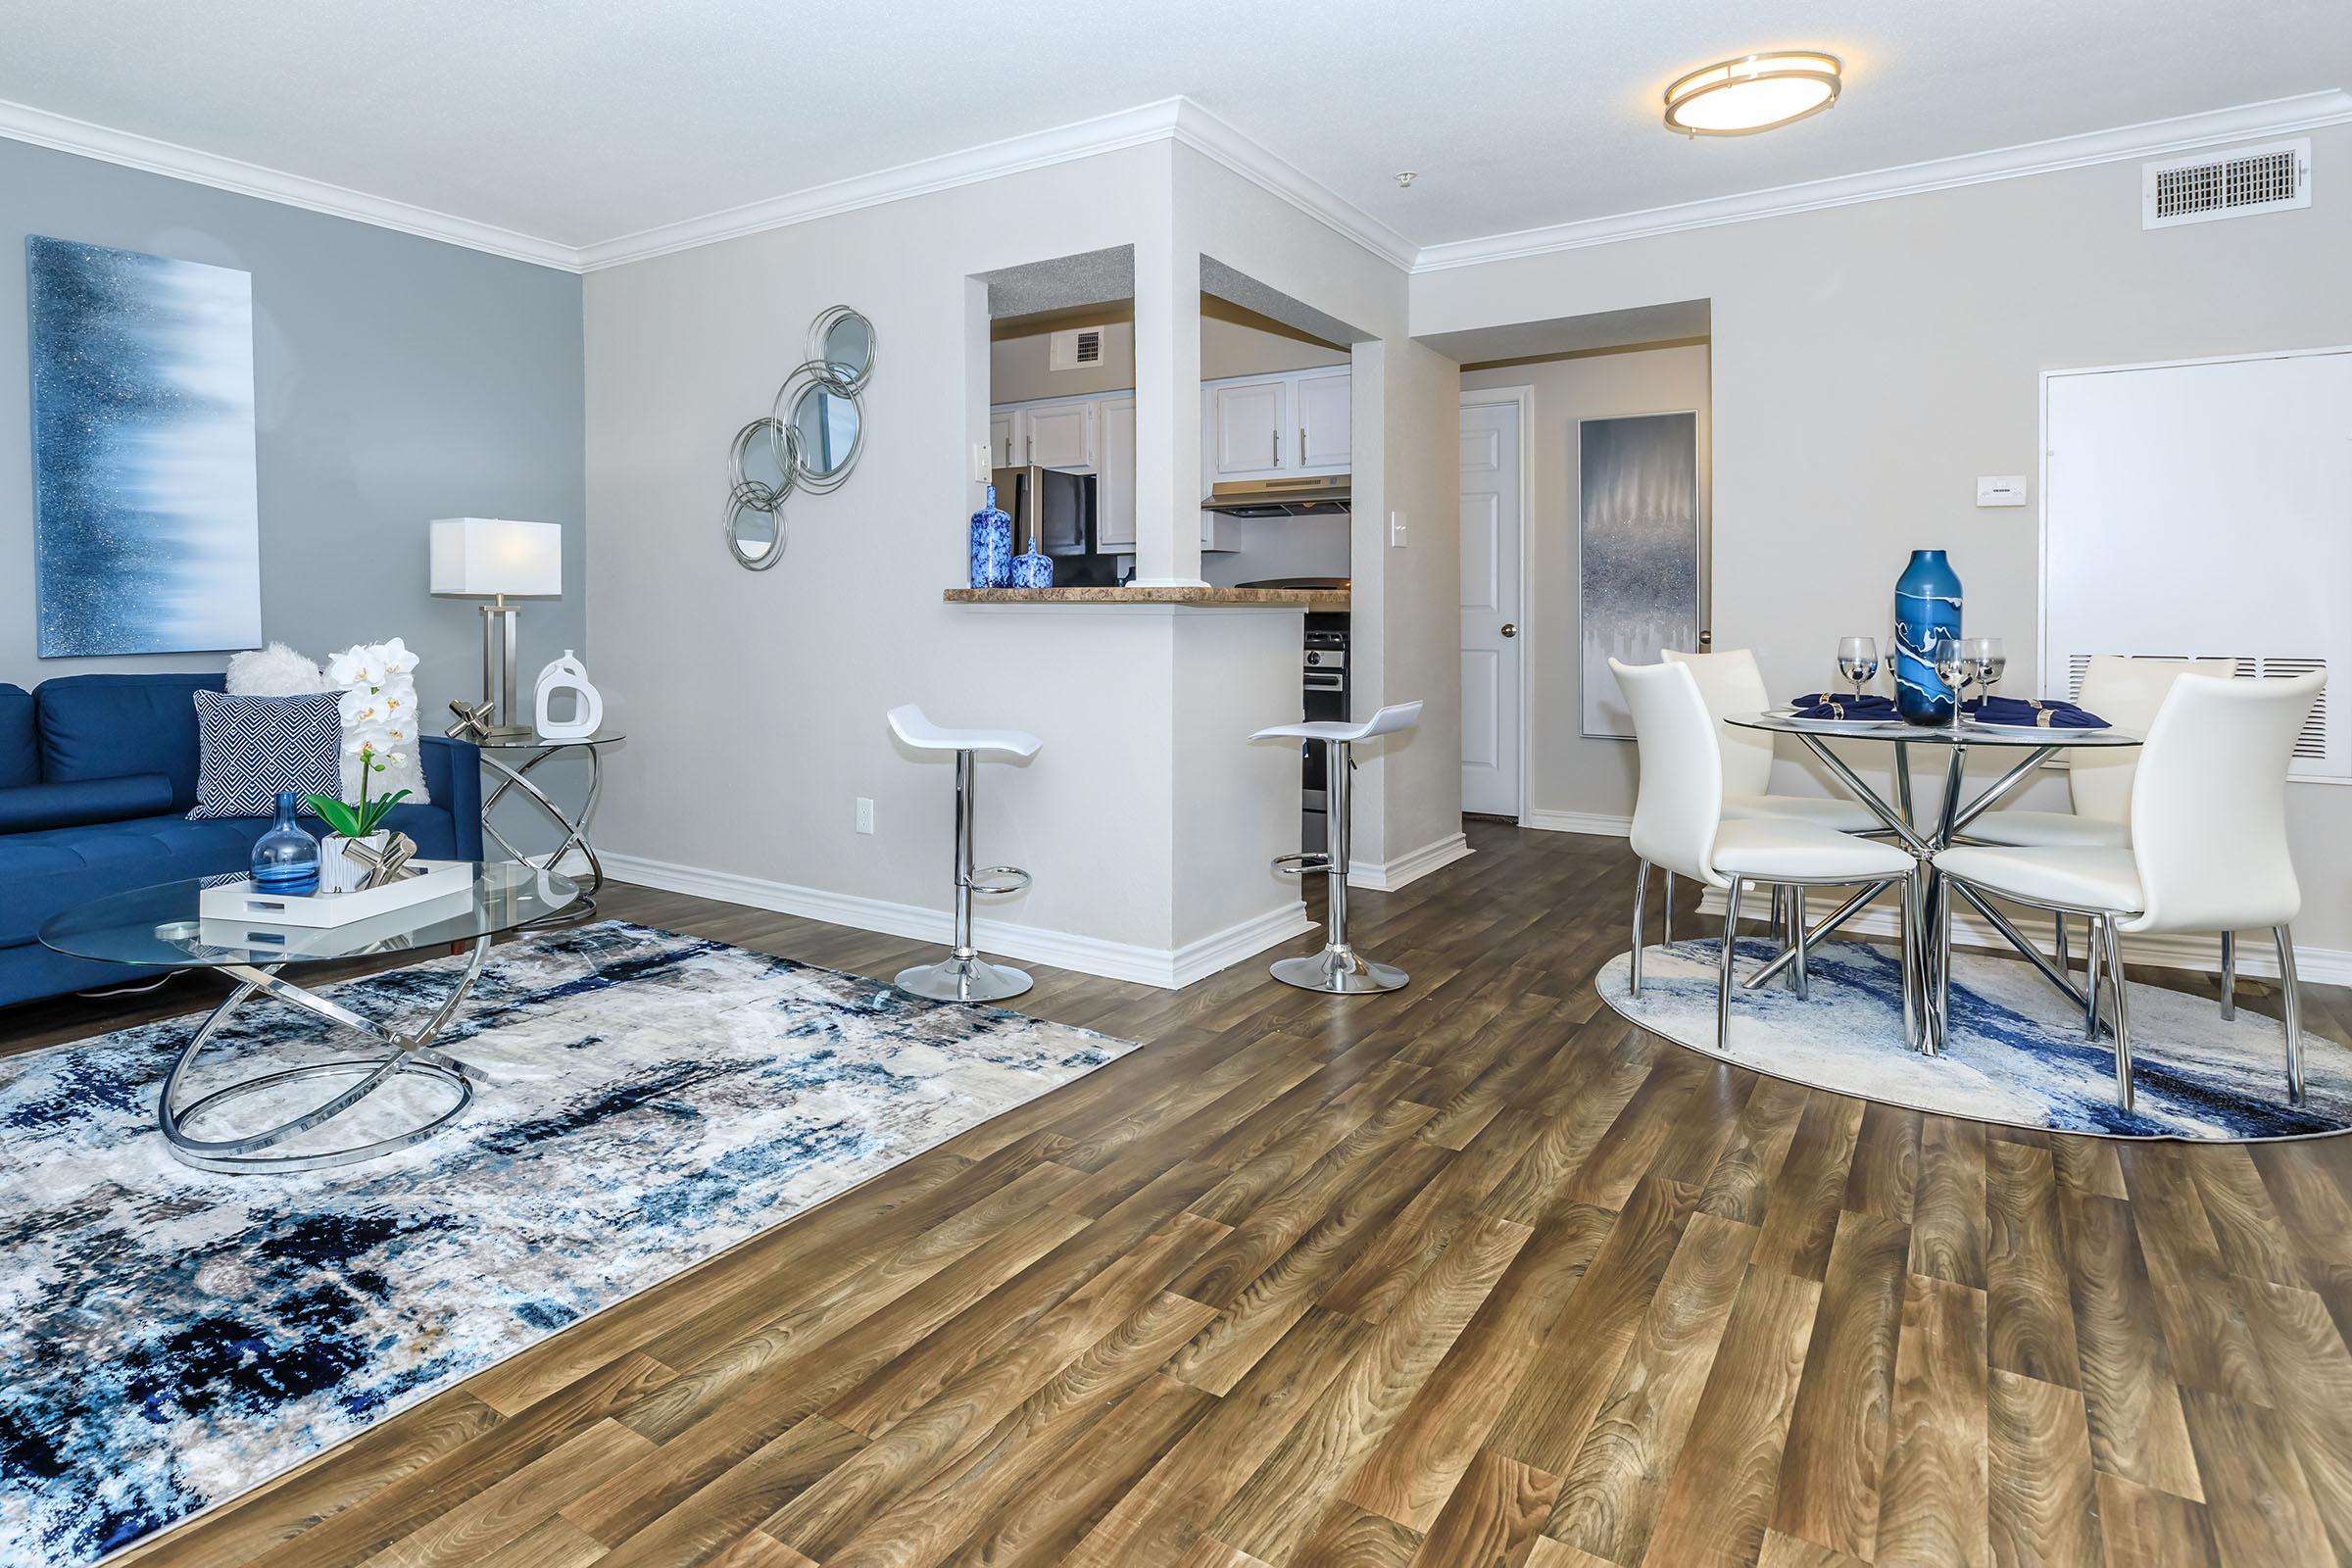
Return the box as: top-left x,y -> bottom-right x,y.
1251,701 -> 1423,994
886,705 -> 1041,1004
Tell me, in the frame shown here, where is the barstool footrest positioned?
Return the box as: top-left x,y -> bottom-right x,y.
961,864 -> 1031,896
1271,852 -> 1332,878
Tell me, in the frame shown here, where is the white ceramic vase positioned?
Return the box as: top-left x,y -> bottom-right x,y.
318,831 -> 390,894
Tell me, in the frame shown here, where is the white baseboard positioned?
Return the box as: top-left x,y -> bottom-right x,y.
1686,885 -> 2352,990
1348,831 -> 1473,892
1523,809 -> 1631,838
599,852 -> 1311,991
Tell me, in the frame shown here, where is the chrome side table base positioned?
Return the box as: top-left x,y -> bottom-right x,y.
481,740 -> 611,928
1271,945 -> 1408,995
895,954 -> 1034,1004
159,935 -> 493,1174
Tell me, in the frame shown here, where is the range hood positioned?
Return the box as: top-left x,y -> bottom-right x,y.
1202,475 -> 1351,517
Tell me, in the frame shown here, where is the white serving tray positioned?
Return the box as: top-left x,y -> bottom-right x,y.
200,859 -> 475,928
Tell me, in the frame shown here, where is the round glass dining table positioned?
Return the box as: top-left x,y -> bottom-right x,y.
1724,710 -> 2143,1052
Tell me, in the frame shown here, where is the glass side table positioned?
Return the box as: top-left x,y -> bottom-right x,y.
475,732 -> 623,921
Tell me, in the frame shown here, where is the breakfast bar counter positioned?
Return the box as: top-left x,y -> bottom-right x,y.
943,585 -> 1348,611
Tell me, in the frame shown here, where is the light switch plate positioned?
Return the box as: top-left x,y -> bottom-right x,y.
1390,511 -> 1408,548
1977,475 -> 2028,508
855,797 -> 874,835
972,444 -> 994,483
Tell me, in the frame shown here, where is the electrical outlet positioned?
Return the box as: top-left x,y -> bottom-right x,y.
1389,510 -> 1407,548
855,797 -> 875,835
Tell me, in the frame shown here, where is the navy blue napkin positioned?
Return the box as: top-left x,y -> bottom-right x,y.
1964,695 -> 2110,728
1790,692 -> 1900,721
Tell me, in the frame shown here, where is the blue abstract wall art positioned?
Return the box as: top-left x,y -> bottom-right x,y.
1579,411 -> 1700,739
26,236 -> 262,658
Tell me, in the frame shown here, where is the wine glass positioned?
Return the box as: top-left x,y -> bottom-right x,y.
1933,634 -> 1969,731
1836,636 -> 1880,703
1963,637 -> 2006,719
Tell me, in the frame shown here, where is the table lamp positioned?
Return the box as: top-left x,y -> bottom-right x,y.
430,517 -> 562,740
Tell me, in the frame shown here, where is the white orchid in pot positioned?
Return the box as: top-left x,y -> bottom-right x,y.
305,744 -> 416,893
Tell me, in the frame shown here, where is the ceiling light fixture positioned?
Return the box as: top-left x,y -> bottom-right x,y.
1663,50 -> 1842,137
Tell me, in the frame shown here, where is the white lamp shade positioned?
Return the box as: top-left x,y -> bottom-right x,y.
429,517 -> 564,598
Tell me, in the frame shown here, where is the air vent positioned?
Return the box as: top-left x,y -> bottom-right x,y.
2143,138 -> 2310,228
2067,652 -> 2328,760
1049,326 -> 1106,371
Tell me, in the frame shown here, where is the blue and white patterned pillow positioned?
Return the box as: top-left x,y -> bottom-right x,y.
189,691 -> 346,820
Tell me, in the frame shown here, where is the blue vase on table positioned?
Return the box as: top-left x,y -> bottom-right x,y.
251,791 -> 320,895
1892,549 -> 1963,725
968,484 -> 1012,588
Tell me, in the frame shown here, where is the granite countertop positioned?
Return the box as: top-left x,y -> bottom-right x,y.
944,585 -> 1348,611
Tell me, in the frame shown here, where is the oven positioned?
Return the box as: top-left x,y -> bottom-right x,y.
1300,612 -> 1349,843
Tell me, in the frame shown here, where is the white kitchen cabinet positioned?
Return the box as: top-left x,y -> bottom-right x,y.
1097,397 -> 1137,552
987,411 -> 1016,471
1021,401 -> 1098,470
1296,370 -> 1351,470
1210,377 -> 1288,478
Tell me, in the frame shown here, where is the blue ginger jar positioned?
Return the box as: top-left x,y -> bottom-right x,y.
968,483 -> 1012,588
251,790 -> 320,895
1892,549 -> 1963,724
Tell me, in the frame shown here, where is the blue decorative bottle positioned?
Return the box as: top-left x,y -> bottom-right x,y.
251,791 -> 320,895
968,483 -> 1012,588
1009,529 -> 1054,589
1892,549 -> 1964,725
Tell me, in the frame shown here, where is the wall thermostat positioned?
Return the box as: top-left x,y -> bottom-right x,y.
1977,475 -> 2029,508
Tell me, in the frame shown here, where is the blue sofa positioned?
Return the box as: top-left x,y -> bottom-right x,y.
0,672 -> 482,1008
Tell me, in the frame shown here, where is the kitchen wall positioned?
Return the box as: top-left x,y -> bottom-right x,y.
0,135 -> 586,724
1460,343 -> 1711,826
989,312 -> 1349,403
1415,121 -> 2352,956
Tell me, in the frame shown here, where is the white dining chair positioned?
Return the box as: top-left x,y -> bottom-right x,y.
1963,655 -> 2234,990
1934,669 -> 2324,1109
1615,659 -> 1923,1053
1655,648 -> 1882,954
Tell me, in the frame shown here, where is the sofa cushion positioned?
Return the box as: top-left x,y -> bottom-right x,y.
190,690 -> 344,819
37,673 -> 223,809
0,802 -> 464,949
0,685 -> 35,789
0,774 -> 174,833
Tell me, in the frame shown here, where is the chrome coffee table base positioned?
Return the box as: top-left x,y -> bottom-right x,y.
1271,944 -> 1410,995
159,935 -> 493,1174
895,954 -> 1033,1004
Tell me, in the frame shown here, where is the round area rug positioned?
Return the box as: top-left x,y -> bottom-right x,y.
1595,938 -> 2352,1141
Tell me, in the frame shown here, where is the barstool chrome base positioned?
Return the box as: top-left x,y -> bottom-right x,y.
895,954 -> 1033,1004
1271,944 -> 1408,994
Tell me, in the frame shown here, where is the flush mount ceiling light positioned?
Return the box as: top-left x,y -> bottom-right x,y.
1663,50 -> 1842,136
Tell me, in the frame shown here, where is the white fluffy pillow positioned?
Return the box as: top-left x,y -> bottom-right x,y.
325,638 -> 431,805
225,643 -> 329,696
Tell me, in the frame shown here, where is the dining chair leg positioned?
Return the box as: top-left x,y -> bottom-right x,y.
2100,916 -> 2134,1112
2083,920 -> 2103,1040
2220,930 -> 2236,1020
1662,872 -> 1674,947
2054,912 -> 2069,975
1934,874 -> 1953,1054
1788,888 -> 1810,1000
2276,924 -> 2304,1103
1716,875 -> 1742,1053
1630,860 -> 1650,997
1899,871 -> 1921,1053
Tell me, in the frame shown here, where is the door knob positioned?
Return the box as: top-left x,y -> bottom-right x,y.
1500,622 -> 1518,638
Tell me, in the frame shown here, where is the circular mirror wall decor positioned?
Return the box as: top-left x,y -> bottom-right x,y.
723,306 -> 876,568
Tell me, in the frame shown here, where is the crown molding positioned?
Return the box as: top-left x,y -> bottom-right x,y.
0,94 -> 580,271
1414,89 -> 2352,272
1167,99 -> 1419,271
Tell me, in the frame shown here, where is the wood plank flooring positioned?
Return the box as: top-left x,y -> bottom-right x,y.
13,821 -> 2352,1568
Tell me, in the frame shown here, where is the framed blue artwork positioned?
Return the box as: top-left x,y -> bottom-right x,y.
26,236 -> 262,658
1578,410 -> 1700,739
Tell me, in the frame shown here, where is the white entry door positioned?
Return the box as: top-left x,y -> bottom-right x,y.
1460,394 -> 1524,817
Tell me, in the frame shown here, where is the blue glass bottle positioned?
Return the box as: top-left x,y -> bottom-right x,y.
968,483 -> 1012,588
1892,549 -> 1964,725
1009,535 -> 1054,588
251,790 -> 320,895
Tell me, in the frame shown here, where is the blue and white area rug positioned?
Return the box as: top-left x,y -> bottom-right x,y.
1599,939 -> 2352,1142
0,921 -> 1134,1566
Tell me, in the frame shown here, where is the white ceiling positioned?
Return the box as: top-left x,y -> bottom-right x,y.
1,0 -> 2346,261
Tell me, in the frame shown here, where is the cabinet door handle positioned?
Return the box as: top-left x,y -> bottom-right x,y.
1272,428 -> 1280,466
1298,426 -> 1306,465
1027,433 -> 1033,464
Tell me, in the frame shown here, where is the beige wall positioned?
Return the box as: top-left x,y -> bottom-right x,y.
1416,122 -> 2352,954
1461,344 -> 1712,824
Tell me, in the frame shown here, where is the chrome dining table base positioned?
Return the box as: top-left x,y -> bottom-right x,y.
158,934 -> 494,1174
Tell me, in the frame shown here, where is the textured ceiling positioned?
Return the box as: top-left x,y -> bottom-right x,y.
0,0 -> 2344,253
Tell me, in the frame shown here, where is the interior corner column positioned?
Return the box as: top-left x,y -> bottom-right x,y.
1131,239 -> 1203,586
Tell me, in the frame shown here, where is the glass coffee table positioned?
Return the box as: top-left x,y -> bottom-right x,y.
39,860 -> 577,1174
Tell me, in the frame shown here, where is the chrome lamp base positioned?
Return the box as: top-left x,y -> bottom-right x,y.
1271,944 -> 1409,994
895,954 -> 1033,1004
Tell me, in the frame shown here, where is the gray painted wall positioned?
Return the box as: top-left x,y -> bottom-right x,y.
0,137 -> 585,731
